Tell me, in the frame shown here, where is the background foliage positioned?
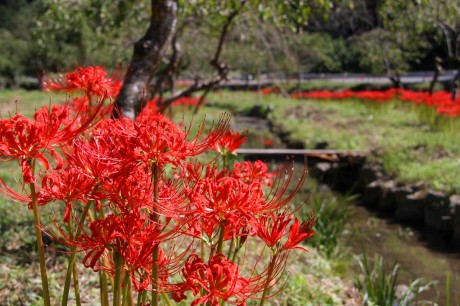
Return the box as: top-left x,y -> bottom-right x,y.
0,0 -> 456,87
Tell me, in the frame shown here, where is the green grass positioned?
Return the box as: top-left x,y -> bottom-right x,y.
0,89 -> 67,118
208,90 -> 460,193
356,253 -> 436,306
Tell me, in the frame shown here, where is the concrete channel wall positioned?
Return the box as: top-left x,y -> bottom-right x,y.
312,160 -> 460,249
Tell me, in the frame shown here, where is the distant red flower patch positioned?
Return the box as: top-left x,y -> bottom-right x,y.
291,89 -> 460,118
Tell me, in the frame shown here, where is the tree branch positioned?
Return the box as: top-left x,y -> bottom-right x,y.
429,57 -> 443,95
158,0 -> 247,113
456,32 -> 460,59
151,35 -> 181,98
438,22 -> 454,58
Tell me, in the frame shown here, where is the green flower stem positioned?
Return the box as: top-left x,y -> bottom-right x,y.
227,237 -> 234,259
231,237 -> 247,263
201,238 -> 205,260
126,280 -> 134,306
113,250 -> 123,306
72,263 -> 82,306
151,164 -> 160,306
221,153 -> 228,172
161,293 -> 173,306
62,200 -> 93,306
216,223 -> 226,255
28,160 -> 51,306
68,215 -> 82,306
98,209 -> 109,306
259,253 -> 278,306
122,274 -> 129,306
99,270 -> 109,306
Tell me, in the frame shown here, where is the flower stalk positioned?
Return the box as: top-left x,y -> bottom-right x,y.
259,254 -> 279,306
62,200 -> 93,306
151,163 -> 160,306
28,160 -> 51,306
113,250 -> 123,306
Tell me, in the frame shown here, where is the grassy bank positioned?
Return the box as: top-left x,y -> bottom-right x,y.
208,90 -> 460,193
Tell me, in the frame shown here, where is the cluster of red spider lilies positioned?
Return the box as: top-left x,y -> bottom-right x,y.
290,89 -> 460,117
0,66 -> 315,306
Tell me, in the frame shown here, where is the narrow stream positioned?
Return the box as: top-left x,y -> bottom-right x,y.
233,115 -> 460,305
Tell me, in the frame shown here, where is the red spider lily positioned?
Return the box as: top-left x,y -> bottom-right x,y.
437,102 -> 460,117
130,245 -> 189,292
261,161 -> 307,213
69,95 -> 114,116
190,176 -> 265,238
108,113 -> 230,169
55,212 -> 174,271
354,89 -> 397,102
0,98 -> 108,184
256,212 -> 293,249
230,160 -> 274,187
0,107 -> 68,182
102,167 -> 188,218
138,96 -> 202,113
212,130 -> 247,155
291,88 -> 460,118
42,66 -> 122,99
173,96 -> 202,107
264,138 -> 273,148
137,99 -> 160,122
36,165 -> 96,221
64,135 -> 124,184
260,87 -> 280,95
172,254 -> 250,306
282,214 -> 316,252
98,165 -> 154,211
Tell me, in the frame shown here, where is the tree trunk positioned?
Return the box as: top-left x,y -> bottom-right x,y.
115,0 -> 178,119
451,68 -> 460,100
428,57 -> 442,95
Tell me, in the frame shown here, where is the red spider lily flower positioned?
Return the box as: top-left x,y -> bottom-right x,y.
264,138 -> 273,148
0,108 -> 66,182
109,113 -> 230,169
173,96 -> 202,107
42,66 -> 122,99
55,212 -> 173,272
172,254 -> 250,306
102,166 -> 188,218
230,160 -> 274,187
35,166 -> 96,222
212,130 -> 247,155
260,161 -> 307,213
0,99 -> 107,184
136,99 -> 161,122
64,126 -> 126,182
130,245 -> 189,292
281,214 -> 316,252
256,212 -> 293,249
191,177 -> 265,238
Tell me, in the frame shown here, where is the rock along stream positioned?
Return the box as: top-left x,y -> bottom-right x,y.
233,115 -> 460,305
